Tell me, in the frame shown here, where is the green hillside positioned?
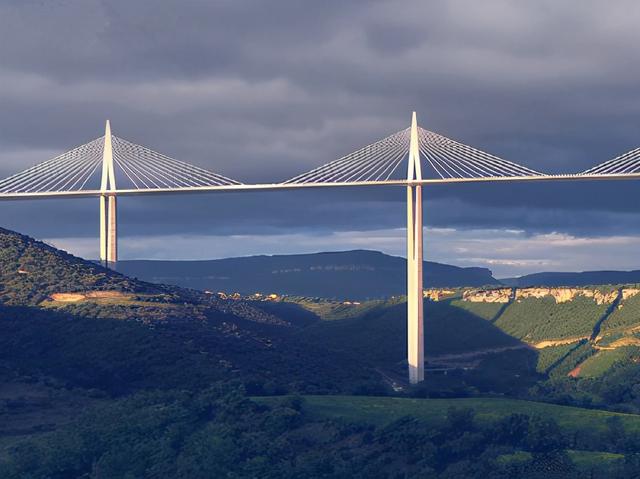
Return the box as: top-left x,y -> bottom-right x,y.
578,346 -> 640,378
535,343 -> 578,374
0,228 -> 158,305
601,292 -> 640,333
256,395 -> 640,433
495,296 -> 607,342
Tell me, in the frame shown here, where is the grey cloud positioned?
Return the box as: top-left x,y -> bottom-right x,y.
1,0 -> 640,268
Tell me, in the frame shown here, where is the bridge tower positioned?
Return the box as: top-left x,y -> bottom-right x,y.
406,112 -> 424,384
100,120 -> 118,269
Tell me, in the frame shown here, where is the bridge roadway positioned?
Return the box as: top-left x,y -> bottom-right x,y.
0,172 -> 638,200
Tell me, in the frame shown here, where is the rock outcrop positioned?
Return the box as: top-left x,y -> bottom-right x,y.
49,291 -> 130,302
454,286 -> 639,306
423,289 -> 455,301
462,288 -> 512,303
622,288 -> 640,300
418,286 -> 639,307
514,288 -> 618,305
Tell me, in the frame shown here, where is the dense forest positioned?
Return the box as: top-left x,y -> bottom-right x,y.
5,385 -> 640,479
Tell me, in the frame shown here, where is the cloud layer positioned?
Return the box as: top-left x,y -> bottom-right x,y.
1,1 -> 640,275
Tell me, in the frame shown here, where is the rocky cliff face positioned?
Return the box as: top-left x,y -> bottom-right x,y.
423,289 -> 455,301
423,287 -> 640,305
462,288 -> 512,303
514,288 -> 620,305
622,288 -> 640,300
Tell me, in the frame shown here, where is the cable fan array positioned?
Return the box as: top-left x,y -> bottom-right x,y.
580,147 -> 640,176
284,127 -> 544,184
14,121 -> 640,195
111,136 -> 241,189
0,137 -> 105,194
284,129 -> 411,184
0,135 -> 242,194
417,128 -> 544,179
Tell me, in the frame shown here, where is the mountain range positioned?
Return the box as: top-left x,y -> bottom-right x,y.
117,250 -> 498,299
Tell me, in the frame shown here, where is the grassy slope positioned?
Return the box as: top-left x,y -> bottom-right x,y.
549,341 -> 595,377
602,293 -> 640,333
495,296 -> 607,342
257,395 -> 640,433
567,450 -> 624,468
535,343 -> 578,374
578,346 -> 640,378
497,450 -> 624,468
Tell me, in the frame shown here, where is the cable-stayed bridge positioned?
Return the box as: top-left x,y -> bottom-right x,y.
1,112 -> 639,384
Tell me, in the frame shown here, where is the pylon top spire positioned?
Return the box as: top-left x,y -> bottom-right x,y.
408,111 -> 422,181
101,120 -> 116,192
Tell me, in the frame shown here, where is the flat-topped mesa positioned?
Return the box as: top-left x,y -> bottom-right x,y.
462,288 -> 512,303
423,289 -> 456,301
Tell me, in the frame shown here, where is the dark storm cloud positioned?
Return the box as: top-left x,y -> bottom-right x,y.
1,0 -> 640,269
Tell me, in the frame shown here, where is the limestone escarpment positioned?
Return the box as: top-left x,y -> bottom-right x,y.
462,288 -> 512,303
423,286 -> 640,306
423,289 -> 455,301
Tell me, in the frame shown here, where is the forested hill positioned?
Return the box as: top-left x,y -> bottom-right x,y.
0,227 -> 161,305
118,250 -> 498,299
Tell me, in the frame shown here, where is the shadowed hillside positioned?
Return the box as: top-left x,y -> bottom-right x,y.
0,228 -> 385,398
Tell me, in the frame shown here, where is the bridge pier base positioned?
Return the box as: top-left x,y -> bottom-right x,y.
99,195 -> 107,266
99,194 -> 118,269
107,195 -> 117,268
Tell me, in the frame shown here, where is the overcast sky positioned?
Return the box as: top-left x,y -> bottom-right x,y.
1,0 -> 640,277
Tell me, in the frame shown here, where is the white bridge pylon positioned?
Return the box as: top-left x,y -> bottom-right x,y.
0,122 -> 243,197
283,112 -> 549,384
0,120 -> 243,268
2,113 -> 640,384
406,113 -> 424,384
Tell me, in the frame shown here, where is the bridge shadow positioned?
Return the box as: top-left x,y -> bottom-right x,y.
296,298 -> 540,395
